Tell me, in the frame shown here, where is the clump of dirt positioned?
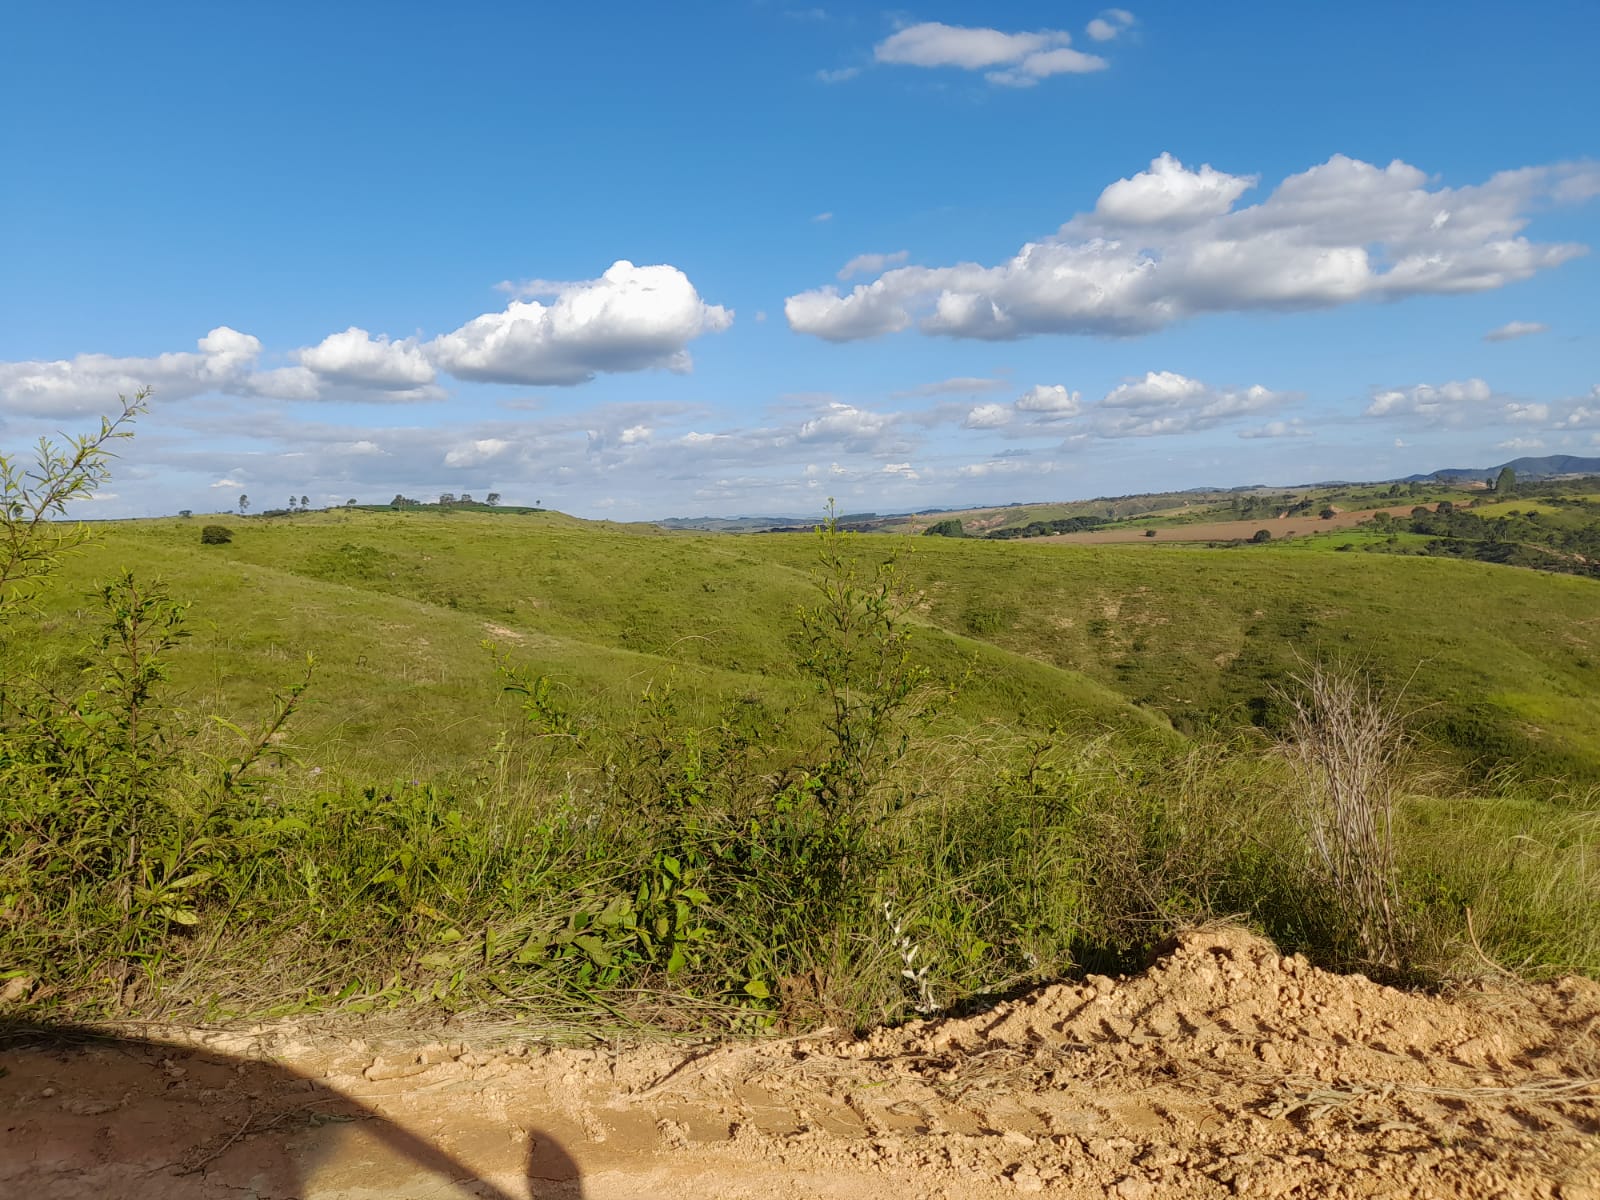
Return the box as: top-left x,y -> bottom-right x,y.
4,926 -> 1597,1198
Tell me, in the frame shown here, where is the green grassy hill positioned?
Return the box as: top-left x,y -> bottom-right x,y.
32,511 -> 1153,780
34,507 -> 1600,782
10,504 -> 1598,1021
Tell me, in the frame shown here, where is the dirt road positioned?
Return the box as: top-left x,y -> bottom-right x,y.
4,927 -> 1597,1198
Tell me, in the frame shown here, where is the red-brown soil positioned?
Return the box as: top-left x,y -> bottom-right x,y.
4,927 -> 1597,1198
1034,506 -> 1430,545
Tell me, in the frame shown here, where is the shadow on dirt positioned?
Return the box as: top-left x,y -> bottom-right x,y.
0,1019 -> 583,1199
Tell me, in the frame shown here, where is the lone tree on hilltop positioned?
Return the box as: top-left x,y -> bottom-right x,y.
300,494 -> 309,509
1495,466 -> 1517,495
485,492 -> 501,506
239,493 -> 250,514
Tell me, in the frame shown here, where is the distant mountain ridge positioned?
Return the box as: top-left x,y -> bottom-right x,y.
1402,454 -> 1600,484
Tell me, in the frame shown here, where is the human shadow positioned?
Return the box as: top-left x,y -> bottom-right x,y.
0,1019 -> 585,1199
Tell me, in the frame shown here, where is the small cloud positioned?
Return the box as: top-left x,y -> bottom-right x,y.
1496,437 -> 1546,451
875,21 -> 1108,82
1086,9 -> 1135,42
1238,419 -> 1310,439
431,260 -> 732,386
838,249 -> 909,280
1016,383 -> 1082,417
1365,378 -> 1495,424
964,402 -> 1012,429
754,310 -> 768,323
1483,320 -> 1549,342
210,477 -> 244,488
812,211 -> 834,223
816,66 -> 860,83
893,375 -> 1009,398
786,7 -> 828,19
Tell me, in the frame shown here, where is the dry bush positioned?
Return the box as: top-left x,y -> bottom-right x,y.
1276,661 -> 1414,966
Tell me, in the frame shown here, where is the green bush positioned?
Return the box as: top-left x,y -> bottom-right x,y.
199,524 -> 233,545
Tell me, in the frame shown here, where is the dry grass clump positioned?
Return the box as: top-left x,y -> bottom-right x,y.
1274,662 -> 1414,967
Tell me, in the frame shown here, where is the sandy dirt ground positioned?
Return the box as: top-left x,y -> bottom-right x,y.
4,927 -> 1597,1199
1033,506 -> 1433,545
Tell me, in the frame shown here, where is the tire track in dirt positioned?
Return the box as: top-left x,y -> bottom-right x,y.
4,927 -> 1597,1198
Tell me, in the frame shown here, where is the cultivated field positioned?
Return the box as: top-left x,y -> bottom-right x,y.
1032,504 -> 1435,544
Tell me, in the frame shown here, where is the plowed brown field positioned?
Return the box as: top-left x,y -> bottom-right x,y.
1034,506 -> 1431,545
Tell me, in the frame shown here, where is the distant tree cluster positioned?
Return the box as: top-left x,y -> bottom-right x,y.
386,491 -> 506,510
922,518 -> 966,537
985,515 -> 1107,540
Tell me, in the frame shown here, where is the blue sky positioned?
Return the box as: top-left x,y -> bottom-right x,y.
2,1 -> 1597,518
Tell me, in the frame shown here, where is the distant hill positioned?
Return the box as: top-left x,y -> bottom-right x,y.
1415,455 -> 1600,483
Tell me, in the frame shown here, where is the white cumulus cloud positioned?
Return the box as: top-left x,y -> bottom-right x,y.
873,21 -> 1108,85
1365,378 -> 1496,424
1088,371 -> 1285,438
798,402 -> 894,444
428,261 -> 732,386
298,327 -> 437,391
0,326 -> 280,416
1015,384 -> 1083,417
785,155 -> 1599,343
443,438 -> 512,468
1094,152 -> 1257,225
963,402 -> 1013,429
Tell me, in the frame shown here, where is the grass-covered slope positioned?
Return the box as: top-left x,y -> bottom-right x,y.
32,511 -> 1152,778
8,505 -> 1598,1024
753,534 -> 1600,780
41,508 -> 1600,781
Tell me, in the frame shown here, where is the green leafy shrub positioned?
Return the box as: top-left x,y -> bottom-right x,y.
199,525 -> 233,545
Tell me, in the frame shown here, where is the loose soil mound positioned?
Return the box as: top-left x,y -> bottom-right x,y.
4,927 -> 1597,1198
